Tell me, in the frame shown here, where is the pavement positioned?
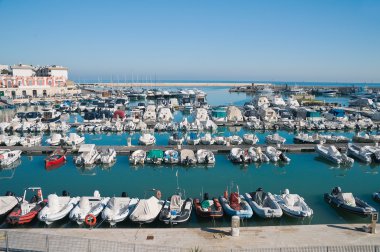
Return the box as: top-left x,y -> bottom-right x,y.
3,224 -> 380,250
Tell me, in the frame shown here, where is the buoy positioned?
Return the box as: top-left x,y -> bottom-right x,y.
85,214 -> 97,227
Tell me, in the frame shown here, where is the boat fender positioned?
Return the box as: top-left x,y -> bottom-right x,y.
62,190 -> 69,196
85,214 -> 97,227
121,192 -> 127,197
156,190 -> 162,199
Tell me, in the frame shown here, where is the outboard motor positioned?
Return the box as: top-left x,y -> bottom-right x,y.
5,191 -> 14,196
121,192 -> 127,197
332,187 -> 341,195
62,190 -> 69,196
205,155 -> 209,164
240,155 -> 245,163
204,193 -> 209,201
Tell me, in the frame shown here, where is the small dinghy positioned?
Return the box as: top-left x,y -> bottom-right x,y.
315,144 -> 354,165
254,147 -> 270,162
265,133 -> 286,145
214,136 -> 227,145
146,149 -> 164,164
99,148 -> 117,165
139,133 -> 156,146
187,132 -> 200,145
74,144 -> 101,167
196,149 -> 215,165
219,190 -> 253,219
38,191 -> 80,225
164,150 -> 180,164
0,149 -> 22,167
101,192 -> 139,226
180,149 -> 197,165
264,146 -> 281,162
159,194 -> 192,224
129,150 -> 146,165
65,133 -> 85,146
243,134 -> 259,145
229,135 -> 243,145
0,192 -> 21,220
273,189 -> 313,218
324,187 -> 376,217
7,187 -> 47,225
129,192 -> 165,224
229,148 -> 251,163
168,132 -> 184,145
46,133 -> 65,146
45,149 -> 67,168
193,193 -> 223,218
69,190 -> 110,225
248,147 -> 259,162
244,188 -> 283,218
200,133 -> 215,145
347,143 -> 372,163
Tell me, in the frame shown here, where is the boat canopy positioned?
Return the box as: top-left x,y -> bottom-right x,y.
147,150 -> 163,159
78,144 -> 96,153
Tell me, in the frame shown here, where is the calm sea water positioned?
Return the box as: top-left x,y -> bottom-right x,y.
0,86 -> 378,228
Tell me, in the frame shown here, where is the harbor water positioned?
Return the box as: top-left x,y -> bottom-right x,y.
0,86 -> 379,228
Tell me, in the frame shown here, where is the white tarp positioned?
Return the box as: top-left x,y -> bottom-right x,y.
130,196 -> 161,222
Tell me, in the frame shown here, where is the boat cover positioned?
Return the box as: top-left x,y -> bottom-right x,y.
337,193 -> 356,207
169,195 -> 181,212
131,196 -> 161,220
328,146 -> 339,155
229,192 -> 241,211
201,200 -> 210,209
78,144 -> 96,153
147,150 -> 163,159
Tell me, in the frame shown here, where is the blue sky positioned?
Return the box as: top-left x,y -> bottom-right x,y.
0,0 -> 379,82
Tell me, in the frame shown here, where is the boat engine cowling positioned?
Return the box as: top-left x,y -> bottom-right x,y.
121,192 -> 127,197
62,190 -> 69,196
5,191 -> 14,196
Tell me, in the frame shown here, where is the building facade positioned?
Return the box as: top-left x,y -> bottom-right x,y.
0,64 -> 80,99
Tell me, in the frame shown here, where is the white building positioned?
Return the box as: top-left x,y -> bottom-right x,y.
0,63 -> 79,99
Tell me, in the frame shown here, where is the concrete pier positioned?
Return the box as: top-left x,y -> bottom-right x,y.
1,224 -> 380,251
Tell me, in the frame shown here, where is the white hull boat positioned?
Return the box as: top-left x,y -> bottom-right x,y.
273,189 -> 313,218
74,144 -> 100,167
243,134 -> 259,145
0,150 -> 22,167
200,133 -> 215,145
265,133 -> 286,145
347,143 -> 372,163
196,149 -> 215,165
244,189 -> 283,218
69,191 -> 110,225
129,150 -> 146,165
139,133 -> 156,146
229,148 -> 250,163
229,135 -> 243,145
99,148 -> 117,164
315,144 -> 354,165
101,194 -> 139,226
180,149 -> 197,165
38,193 -> 80,225
129,196 -> 164,224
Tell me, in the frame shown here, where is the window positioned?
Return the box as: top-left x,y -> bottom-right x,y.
28,80 -> 33,86
38,79 -> 43,86
48,80 -> 52,86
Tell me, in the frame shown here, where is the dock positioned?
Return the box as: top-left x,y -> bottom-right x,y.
0,143 -> 371,156
1,224 -> 379,251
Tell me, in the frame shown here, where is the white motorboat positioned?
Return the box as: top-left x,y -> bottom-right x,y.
159,195 -> 193,224
74,144 -> 100,167
69,190 -> 110,225
254,147 -> 270,162
273,189 -> 313,218
99,148 -> 117,165
139,133 -> 156,146
46,133 -> 65,146
129,150 -> 146,165
243,134 -> 259,145
180,149 -> 197,165
265,133 -> 286,145
214,136 -> 227,145
157,108 -> 173,122
264,146 -> 281,162
347,143 -> 372,163
229,135 -> 243,145
168,133 -> 184,145
244,188 -> 283,218
294,133 -> 322,144
143,105 -> 157,122
4,135 -> 22,146
65,133 -> 85,146
124,121 -> 136,131
129,195 -> 165,224
187,133 -> 200,145
367,146 -> 380,163
0,150 -> 22,167
164,150 -> 180,164
22,135 -> 42,146
353,133 -> 380,143
315,144 -> 354,165
196,149 -> 215,165
200,133 -> 215,145
101,193 -> 139,226
38,193 -> 80,225
0,192 -> 21,219
41,108 -> 61,123
247,147 -> 259,162
229,148 -> 250,163
194,108 -> 209,122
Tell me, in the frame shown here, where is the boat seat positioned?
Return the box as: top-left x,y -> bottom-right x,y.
337,193 -> 356,207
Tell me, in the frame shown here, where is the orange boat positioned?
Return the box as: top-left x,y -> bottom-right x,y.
45,149 -> 67,169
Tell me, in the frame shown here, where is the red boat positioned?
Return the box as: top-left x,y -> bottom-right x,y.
6,187 -> 47,225
193,193 -> 223,218
45,149 -> 67,169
